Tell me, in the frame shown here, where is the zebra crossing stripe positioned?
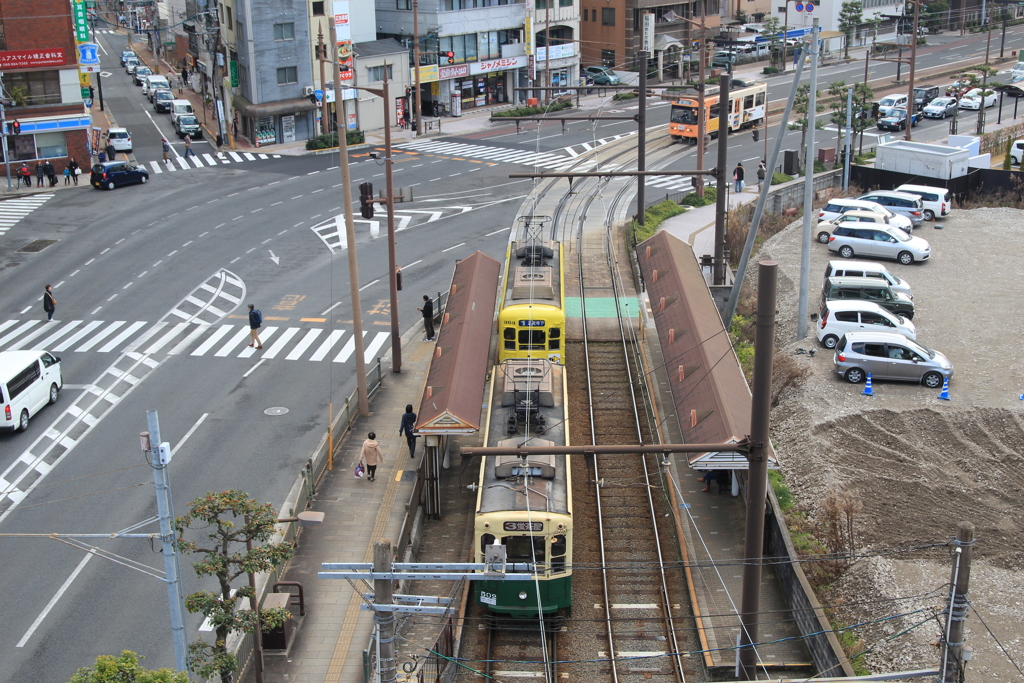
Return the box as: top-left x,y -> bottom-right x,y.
0,320 -> 42,347
362,332 -> 391,364
38,320 -> 83,348
310,329 -> 345,361
52,321 -> 104,352
75,321 -> 127,352
176,158 -> 190,170
239,327 -> 276,358
228,152 -> 244,162
190,155 -> 204,168
144,322 -> 190,354
243,152 -> 256,161
264,327 -> 300,359
286,328 -> 322,360
149,161 -> 164,174
98,321 -> 147,352
191,324 -> 233,356
6,321 -> 54,350
167,323 -> 211,355
215,326 -> 252,356
202,153 -> 218,166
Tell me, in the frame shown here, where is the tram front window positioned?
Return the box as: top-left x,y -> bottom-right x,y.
551,534 -> 566,573
504,535 -> 546,563
548,327 -> 561,350
518,329 -> 546,350
670,105 -> 697,125
504,327 -> 516,350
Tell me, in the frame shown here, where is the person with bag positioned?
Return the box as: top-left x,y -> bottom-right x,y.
733,162 -> 745,193
67,158 -> 80,186
757,162 -> 767,191
359,432 -> 384,482
43,284 -> 57,321
247,304 -> 263,349
398,404 -> 418,458
19,163 -> 32,187
35,161 -> 45,187
161,138 -> 171,165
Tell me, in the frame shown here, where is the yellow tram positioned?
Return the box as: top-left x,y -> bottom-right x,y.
497,223 -> 565,364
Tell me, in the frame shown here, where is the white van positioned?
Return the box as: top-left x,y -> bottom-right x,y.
895,183 -> 952,221
169,99 -> 194,123
143,75 -> 170,101
822,260 -> 912,297
1,350 -> 63,432
817,301 -> 916,349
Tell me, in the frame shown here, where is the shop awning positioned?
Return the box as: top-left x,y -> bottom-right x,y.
655,34 -> 684,52
233,94 -> 316,118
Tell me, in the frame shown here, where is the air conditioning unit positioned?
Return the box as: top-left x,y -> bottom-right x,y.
303,85 -> 315,96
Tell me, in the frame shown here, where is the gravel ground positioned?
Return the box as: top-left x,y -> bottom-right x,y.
753,207 -> 1024,679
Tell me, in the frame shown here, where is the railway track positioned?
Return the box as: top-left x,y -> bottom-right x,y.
484,614 -> 562,682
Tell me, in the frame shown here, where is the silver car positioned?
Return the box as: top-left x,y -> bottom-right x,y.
834,331 -> 953,388
828,224 -> 931,265
857,191 -> 925,228
922,96 -> 958,119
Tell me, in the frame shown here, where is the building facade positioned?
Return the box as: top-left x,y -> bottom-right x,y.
0,0 -> 90,180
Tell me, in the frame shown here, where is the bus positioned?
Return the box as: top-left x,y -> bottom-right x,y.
669,81 -> 768,144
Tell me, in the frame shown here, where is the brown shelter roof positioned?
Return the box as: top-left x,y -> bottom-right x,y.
417,251 -> 502,434
637,232 -> 777,469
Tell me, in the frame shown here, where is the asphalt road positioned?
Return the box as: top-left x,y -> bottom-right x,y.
1,22 -> 1022,682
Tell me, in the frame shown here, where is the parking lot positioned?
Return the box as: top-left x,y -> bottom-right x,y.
754,206 -> 1024,676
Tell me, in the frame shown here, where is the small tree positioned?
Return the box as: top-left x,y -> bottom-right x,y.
920,0 -> 948,33
176,491 -> 294,683
851,81 -> 874,155
827,79 -> 850,156
838,0 -> 863,59
762,17 -> 784,68
789,83 -> 825,170
67,651 -> 189,683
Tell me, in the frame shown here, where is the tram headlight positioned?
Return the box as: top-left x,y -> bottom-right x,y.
519,591 -> 528,600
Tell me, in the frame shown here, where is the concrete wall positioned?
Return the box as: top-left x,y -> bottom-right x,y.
764,168 -> 843,214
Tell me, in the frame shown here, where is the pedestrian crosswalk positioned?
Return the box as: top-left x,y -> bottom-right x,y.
0,318 -> 390,364
146,151 -> 282,176
0,193 -> 55,238
397,140 -> 576,169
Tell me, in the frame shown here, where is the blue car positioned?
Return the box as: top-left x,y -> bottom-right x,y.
90,161 -> 149,190
876,108 -> 920,132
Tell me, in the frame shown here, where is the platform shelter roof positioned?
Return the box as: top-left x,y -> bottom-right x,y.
416,251 -> 502,435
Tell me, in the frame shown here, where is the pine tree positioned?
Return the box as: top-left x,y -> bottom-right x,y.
838,0 -> 863,60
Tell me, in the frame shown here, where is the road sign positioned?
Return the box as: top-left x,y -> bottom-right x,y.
81,86 -> 91,98
806,2 -> 814,11
84,98 -> 93,108
72,0 -> 90,42
795,2 -> 803,10
314,89 -> 324,101
77,42 -> 100,66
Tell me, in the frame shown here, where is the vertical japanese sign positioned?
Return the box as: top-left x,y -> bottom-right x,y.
333,1 -> 354,81
73,0 -> 91,42
641,12 -> 654,54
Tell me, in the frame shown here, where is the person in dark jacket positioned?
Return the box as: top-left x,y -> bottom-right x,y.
43,161 -> 57,187
247,303 -> 263,349
43,284 -> 57,321
733,162 -> 745,193
417,295 -> 435,342
399,404 -> 417,458
35,161 -> 45,187
67,158 -> 80,185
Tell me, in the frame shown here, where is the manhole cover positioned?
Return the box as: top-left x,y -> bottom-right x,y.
17,239 -> 57,253
265,407 -> 290,416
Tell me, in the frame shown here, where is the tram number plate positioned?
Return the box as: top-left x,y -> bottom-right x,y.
518,319 -> 545,327
480,591 -> 497,605
503,521 -> 543,531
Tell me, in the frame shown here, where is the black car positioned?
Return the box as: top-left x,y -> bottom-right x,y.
877,108 -> 920,131
153,89 -> 175,112
998,84 -> 1024,98
913,85 -> 939,111
91,161 -> 149,190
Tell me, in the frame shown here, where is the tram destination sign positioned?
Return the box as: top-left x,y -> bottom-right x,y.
504,521 -> 543,531
518,319 -> 545,327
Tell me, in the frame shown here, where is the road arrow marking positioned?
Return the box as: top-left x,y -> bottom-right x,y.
269,250 -> 280,264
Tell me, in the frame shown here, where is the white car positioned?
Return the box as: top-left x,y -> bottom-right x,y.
818,301 -> 917,349
959,88 -> 997,110
877,94 -> 909,116
818,198 -> 914,233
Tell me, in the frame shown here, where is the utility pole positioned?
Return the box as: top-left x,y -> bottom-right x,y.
379,68 -> 402,373
843,85 -> 852,191
696,0 -> 707,172
737,261 -> 777,680
142,410 -> 189,674
940,522 -> 974,683
374,540 -> 397,683
713,74 -> 730,286
637,51 -> 648,226
317,26 -> 328,137
905,0 -> 920,141
797,20 -> 818,341
330,19 -> 370,415
0,91 -> 12,191
412,0 -> 423,136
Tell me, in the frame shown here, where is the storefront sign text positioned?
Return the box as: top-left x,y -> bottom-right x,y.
472,56 -> 527,75
0,49 -> 68,69
438,64 -> 469,79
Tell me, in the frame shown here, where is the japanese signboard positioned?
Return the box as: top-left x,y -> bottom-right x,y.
333,2 -> 354,81
0,49 -> 68,69
72,0 -> 90,42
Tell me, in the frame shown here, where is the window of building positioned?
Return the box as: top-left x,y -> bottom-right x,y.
601,7 -> 615,25
536,0 -> 547,7
236,21 -> 244,40
397,0 -> 411,8
35,132 -> 68,158
478,31 -> 507,59
225,6 -> 233,29
1,131 -> 68,162
5,70 -> 61,106
439,34 -> 477,63
273,22 -> 295,40
583,8 -> 589,20
559,0 -> 573,6
0,20 -> 6,50
367,64 -> 393,81
312,0 -> 325,15
276,66 -> 298,84
601,49 -> 615,67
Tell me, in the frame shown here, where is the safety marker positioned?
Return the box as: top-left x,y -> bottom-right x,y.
863,373 -> 874,396
937,377 -> 951,401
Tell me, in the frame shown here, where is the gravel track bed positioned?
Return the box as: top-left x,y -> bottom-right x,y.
751,207 -> 1024,678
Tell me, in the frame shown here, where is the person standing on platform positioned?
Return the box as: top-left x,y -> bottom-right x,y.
733,162 -> 745,193
418,295 -> 435,342
399,404 -> 417,458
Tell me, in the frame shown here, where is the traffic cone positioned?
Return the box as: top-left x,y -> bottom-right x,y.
862,373 -> 874,396
937,377 -> 951,401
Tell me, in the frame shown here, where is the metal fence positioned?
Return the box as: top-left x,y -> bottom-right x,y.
417,616 -> 456,683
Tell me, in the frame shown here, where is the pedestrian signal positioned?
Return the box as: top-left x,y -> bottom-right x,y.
441,51 -> 455,64
359,182 -> 375,219
10,120 -> 20,135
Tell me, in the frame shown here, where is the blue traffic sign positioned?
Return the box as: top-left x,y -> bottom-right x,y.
806,2 -> 814,11
795,2 -> 804,10
78,42 -> 100,65
84,98 -> 93,108
314,89 -> 324,101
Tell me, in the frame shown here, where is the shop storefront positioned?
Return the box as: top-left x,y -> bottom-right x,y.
415,55 -> 527,116
232,94 -> 318,147
534,44 -> 578,91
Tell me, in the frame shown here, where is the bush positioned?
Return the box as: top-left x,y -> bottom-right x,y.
632,199 -> 688,242
681,185 -> 717,207
491,100 -> 574,117
768,470 -> 794,512
1004,138 -> 1014,171
771,172 -> 792,185
305,129 -> 365,150
813,159 -> 828,174
762,66 -> 780,75
613,92 -> 638,101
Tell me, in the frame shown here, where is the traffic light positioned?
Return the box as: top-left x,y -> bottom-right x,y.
359,182 -> 375,219
10,120 -> 19,135
439,51 -> 454,64
752,127 -> 759,142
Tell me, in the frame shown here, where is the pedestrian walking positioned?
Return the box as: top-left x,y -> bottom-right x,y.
247,304 -> 264,349
183,135 -> 195,158
358,432 -> 384,482
19,163 -> 32,187
733,162 -> 745,193
757,162 -> 767,191
161,138 -> 171,164
67,158 -> 80,185
398,404 -> 418,458
417,294 -> 435,342
43,284 -> 57,321
44,161 -> 57,187
105,141 -> 116,162
35,161 -> 45,187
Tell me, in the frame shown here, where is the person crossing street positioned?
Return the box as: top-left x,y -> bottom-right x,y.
247,304 -> 264,349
